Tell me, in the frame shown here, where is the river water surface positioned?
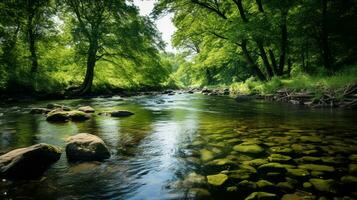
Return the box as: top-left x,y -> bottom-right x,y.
0,93 -> 356,199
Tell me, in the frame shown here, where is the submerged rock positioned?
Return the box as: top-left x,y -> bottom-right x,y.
66,133 -> 111,161
187,188 -> 212,200
300,136 -> 322,143
233,144 -> 265,155
268,154 -> 292,163
309,178 -> 336,193
258,163 -> 288,174
200,149 -> 214,162
0,143 -> 61,179
78,106 -> 95,113
238,180 -> 257,190
245,192 -> 277,200
298,164 -> 335,172
207,173 -> 228,186
243,158 -> 269,167
182,172 -> 207,187
286,168 -> 310,179
110,110 -> 134,117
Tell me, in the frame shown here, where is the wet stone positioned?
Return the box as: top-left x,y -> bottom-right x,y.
207,174 -> 228,186
245,192 -> 277,200
256,180 -> 275,190
200,149 -> 214,162
277,181 -> 295,192
270,147 -> 293,154
300,136 -> 322,143
182,172 -> 207,187
258,163 -> 288,174
340,176 -> 357,187
187,188 -> 212,200
348,164 -> 357,175
238,180 -> 257,190
233,144 -> 265,155
309,178 -> 337,193
298,164 -> 335,172
243,159 -> 269,167
303,182 -> 313,189
268,154 -> 292,163
287,168 -> 310,179
226,186 -> 238,192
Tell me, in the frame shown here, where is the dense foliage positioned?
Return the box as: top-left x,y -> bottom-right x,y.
0,0 -> 173,95
155,0 -> 357,87
1,0 -> 356,96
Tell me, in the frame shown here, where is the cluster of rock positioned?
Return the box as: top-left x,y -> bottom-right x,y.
0,133 -> 111,180
30,104 -> 135,121
175,125 -> 357,199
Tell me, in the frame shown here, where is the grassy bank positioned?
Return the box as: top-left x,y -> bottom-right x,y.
229,67 -> 357,107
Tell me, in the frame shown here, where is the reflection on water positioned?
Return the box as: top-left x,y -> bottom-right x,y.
0,94 -> 356,199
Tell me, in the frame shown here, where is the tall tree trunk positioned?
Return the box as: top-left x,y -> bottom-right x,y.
78,41 -> 98,95
257,42 -> 274,78
321,0 -> 333,74
27,1 -> 38,73
278,9 -> 288,76
241,40 -> 266,81
269,49 -> 278,74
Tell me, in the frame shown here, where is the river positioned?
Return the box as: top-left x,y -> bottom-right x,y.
0,93 -> 356,199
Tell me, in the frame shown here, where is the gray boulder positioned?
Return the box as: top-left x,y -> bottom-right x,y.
66,133 -> 110,161
0,143 -> 62,179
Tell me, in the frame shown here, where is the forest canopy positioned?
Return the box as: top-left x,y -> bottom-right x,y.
0,0 -> 356,96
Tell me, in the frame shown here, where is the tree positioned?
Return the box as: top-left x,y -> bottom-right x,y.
64,0 -> 163,95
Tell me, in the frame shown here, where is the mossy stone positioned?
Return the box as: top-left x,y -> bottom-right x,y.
300,136 -> 322,143
238,180 -> 257,190
227,186 -> 238,192
245,192 -> 277,200
233,144 -> 265,155
207,174 -> 228,186
277,181 -> 295,192
258,163 -> 288,174
287,168 -> 310,178
303,182 -> 313,189
298,164 -> 335,172
200,149 -> 214,162
309,178 -> 336,193
243,159 -> 269,167
268,154 -> 292,163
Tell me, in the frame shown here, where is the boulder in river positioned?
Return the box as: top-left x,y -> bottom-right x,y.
110,110 -> 134,117
207,173 -> 228,186
66,133 -> 111,161
78,106 -> 95,113
46,110 -> 90,122
0,143 -> 62,179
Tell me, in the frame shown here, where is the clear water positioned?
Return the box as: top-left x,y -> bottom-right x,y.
0,94 -> 356,199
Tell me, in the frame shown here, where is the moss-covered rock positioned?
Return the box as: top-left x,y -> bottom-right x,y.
68,110 -> 90,121
0,143 -> 62,179
287,168 -> 310,179
298,164 -> 335,172
256,180 -> 275,190
340,175 -> 357,187
268,154 -> 292,163
258,162 -> 288,174
238,180 -> 257,190
182,172 -> 207,187
300,136 -> 322,143
200,149 -> 214,162
233,144 -> 265,155
46,110 -> 90,122
309,178 -> 336,193
270,147 -> 293,154
243,158 -> 269,167
207,173 -> 228,186
245,192 -> 277,200
277,181 -> 295,192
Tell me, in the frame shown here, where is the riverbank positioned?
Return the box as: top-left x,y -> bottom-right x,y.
229,73 -> 357,108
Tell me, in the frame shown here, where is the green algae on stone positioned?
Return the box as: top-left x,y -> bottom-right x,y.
233,144 -> 265,155
287,168 -> 310,179
226,186 -> 238,192
298,164 -> 335,172
277,181 -> 295,192
268,154 -> 292,163
303,182 -> 313,189
258,163 -> 288,174
256,180 -> 274,189
340,175 -> 357,185
309,178 -> 336,193
207,174 -> 228,186
200,149 -> 214,162
295,156 -> 321,164
238,180 -> 257,190
182,172 -> 207,187
300,136 -> 322,143
243,158 -> 269,167
270,147 -> 293,154
245,192 -> 277,200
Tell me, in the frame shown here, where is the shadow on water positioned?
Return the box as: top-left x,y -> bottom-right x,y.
0,94 -> 356,199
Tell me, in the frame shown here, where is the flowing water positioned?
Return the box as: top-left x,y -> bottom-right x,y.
0,93 -> 356,200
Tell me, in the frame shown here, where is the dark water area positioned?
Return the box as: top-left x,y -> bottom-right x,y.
0,94 -> 356,200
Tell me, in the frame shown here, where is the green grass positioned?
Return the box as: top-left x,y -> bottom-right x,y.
230,66 -> 357,96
